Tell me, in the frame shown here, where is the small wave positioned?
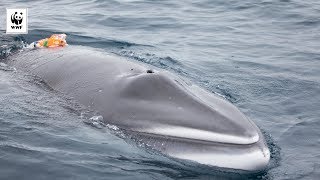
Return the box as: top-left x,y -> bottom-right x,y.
261,129 -> 281,172
67,33 -> 153,49
0,62 -> 16,71
0,141 -> 42,156
116,50 -> 187,77
216,84 -> 239,103
0,34 -> 26,59
295,18 -> 320,26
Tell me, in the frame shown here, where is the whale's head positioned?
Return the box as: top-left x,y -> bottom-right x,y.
113,70 -> 270,171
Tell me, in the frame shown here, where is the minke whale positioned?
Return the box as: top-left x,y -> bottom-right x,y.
6,46 -> 270,171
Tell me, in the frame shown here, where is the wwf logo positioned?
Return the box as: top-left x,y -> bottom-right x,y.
11,12 -> 23,25
6,8 -> 28,34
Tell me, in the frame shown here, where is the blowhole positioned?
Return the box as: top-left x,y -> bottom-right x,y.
146,69 -> 154,73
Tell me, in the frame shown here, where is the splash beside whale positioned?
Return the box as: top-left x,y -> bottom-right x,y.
6,46 -> 270,171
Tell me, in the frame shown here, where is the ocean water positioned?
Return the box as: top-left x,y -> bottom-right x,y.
0,0 -> 319,179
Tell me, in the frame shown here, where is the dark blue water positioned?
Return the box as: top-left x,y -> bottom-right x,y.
1,0 -> 319,179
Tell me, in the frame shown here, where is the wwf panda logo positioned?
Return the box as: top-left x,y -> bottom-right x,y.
11,12 -> 23,25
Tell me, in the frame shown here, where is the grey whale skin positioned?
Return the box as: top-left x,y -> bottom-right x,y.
8,46 -> 270,171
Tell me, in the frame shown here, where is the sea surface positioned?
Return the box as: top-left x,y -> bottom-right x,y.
0,0 -> 319,179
